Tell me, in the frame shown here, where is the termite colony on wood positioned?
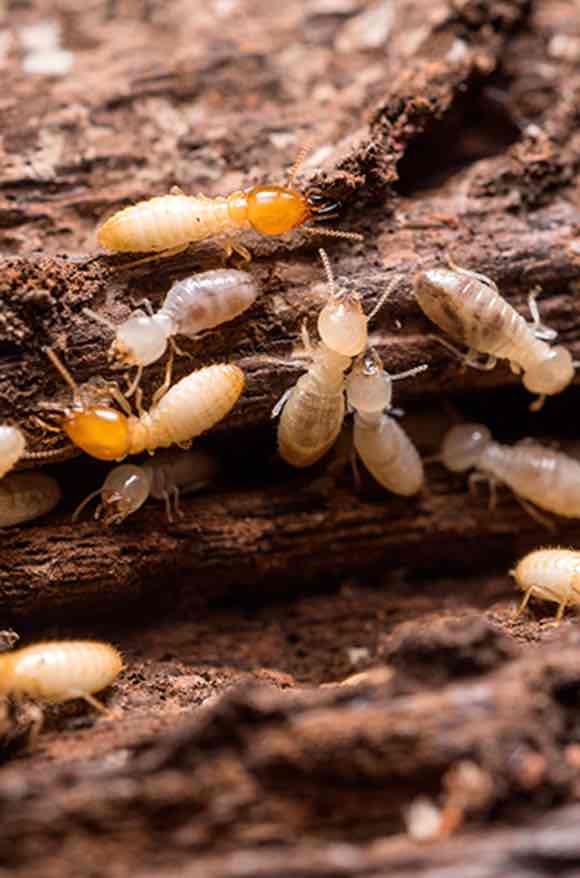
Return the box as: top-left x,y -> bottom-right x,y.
3,139 -> 580,742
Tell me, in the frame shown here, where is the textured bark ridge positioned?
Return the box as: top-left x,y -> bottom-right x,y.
3,0 -> 580,875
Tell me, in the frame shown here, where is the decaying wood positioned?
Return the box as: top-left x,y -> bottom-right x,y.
3,0 -> 580,875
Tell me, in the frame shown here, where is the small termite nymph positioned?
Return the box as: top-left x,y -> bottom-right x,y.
441,422 -> 580,527
0,424 -> 26,478
97,144 -> 362,263
0,641 -> 123,716
0,472 -> 62,528
45,349 -> 245,461
345,348 -> 427,495
274,250 -> 395,468
73,448 -> 218,525
87,269 -> 259,386
414,265 -> 574,410
511,548 -> 580,625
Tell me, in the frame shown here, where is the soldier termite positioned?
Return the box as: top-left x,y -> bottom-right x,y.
73,448 -> 218,525
511,548 -> 580,625
414,265 -> 574,410
44,348 -> 245,461
0,641 -> 123,716
441,422 -> 580,527
97,144 -> 363,264
86,269 -> 259,393
345,348 -> 427,495
0,472 -> 62,528
0,425 -> 26,478
273,250 -> 395,468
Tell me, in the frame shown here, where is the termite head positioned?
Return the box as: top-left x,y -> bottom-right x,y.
522,346 -> 574,396
414,270 -> 467,339
317,248 -> 367,356
73,464 -> 150,526
346,349 -> 391,413
246,185 -> 311,235
112,311 -> 173,368
441,423 -> 491,472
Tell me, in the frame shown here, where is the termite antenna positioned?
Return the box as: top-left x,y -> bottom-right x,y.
83,307 -> 117,333
390,364 -> 429,382
72,488 -> 104,523
317,248 -> 336,297
44,348 -> 81,399
287,137 -> 314,187
367,274 -> 401,322
303,227 -> 364,243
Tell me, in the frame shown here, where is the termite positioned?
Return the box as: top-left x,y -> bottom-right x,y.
86,269 -> 259,392
44,349 -> 245,461
345,348 -> 427,495
414,265 -> 574,410
274,250 -> 393,468
511,548 -> 580,625
0,424 -> 26,478
73,448 -> 218,525
97,144 -> 362,263
441,422 -> 580,527
0,640 -> 123,714
0,472 -> 62,528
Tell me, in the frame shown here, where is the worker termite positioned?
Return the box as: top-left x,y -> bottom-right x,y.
86,269 -> 259,392
97,144 -> 362,264
511,548 -> 580,625
414,265 -> 574,410
0,641 -> 123,716
441,422 -> 580,527
73,448 -> 218,525
274,250 -> 393,468
0,472 -> 62,528
44,348 -> 245,461
345,348 -> 427,495
0,424 -> 26,478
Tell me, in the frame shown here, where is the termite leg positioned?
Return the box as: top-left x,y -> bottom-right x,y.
529,394 -> 546,413
222,240 -> 252,266
169,337 -> 193,360
125,365 -> 143,399
162,491 -> 173,523
467,471 -> 497,508
30,414 -> 63,434
553,580 -> 575,625
513,495 -> 556,532
514,586 -> 535,619
170,185 -> 186,196
367,274 -> 401,322
271,388 -> 293,419
527,287 -> 557,341
151,350 -> 174,406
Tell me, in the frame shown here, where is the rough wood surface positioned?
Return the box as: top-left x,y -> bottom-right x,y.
3,0 -> 580,875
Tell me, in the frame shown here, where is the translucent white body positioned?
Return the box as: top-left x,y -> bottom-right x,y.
0,425 -> 26,478
115,270 -> 259,367
512,548 -> 580,623
0,472 -> 62,528
414,267 -> 574,399
0,641 -> 122,703
127,364 -> 244,454
441,423 -> 580,518
346,350 -> 423,495
76,449 -> 218,525
98,193 -> 248,253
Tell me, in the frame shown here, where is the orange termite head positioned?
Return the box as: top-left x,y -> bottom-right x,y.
63,407 -> 130,461
246,185 -> 312,235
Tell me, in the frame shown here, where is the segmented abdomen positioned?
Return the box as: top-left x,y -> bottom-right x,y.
354,414 -> 423,495
484,443 -> 580,517
163,270 -> 258,336
129,364 -> 245,453
97,195 -> 231,252
0,473 -> 61,528
278,373 -> 345,467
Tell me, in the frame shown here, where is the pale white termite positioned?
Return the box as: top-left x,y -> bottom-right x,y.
345,348 -> 427,495
0,640 -> 123,712
511,548 -> 580,624
414,265 -> 574,410
274,250 -> 392,468
45,349 -> 245,461
0,424 -> 26,478
73,448 -> 218,525
441,422 -> 580,526
0,472 -> 62,528
86,269 -> 259,390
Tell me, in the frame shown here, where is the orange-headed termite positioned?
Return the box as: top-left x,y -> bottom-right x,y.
97,145 -> 362,262
0,640 -> 122,713
0,425 -> 26,478
441,422 -> 580,527
73,448 -> 218,525
274,251 -> 395,468
511,548 -> 580,625
45,349 -> 245,461
414,265 -> 574,410
0,472 -> 62,528
345,348 -> 427,495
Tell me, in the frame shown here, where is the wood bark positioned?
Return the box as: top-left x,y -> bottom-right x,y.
3,0 -> 580,875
